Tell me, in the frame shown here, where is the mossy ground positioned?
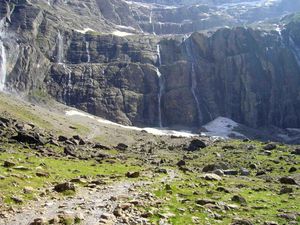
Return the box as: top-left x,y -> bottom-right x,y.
0,142 -> 140,206
146,140 -> 300,224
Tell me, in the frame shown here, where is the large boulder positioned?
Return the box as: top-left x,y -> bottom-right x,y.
54,182 -> 76,192
186,139 -> 206,151
11,132 -> 47,145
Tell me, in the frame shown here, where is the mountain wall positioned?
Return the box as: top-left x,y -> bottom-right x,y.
1,0 -> 300,129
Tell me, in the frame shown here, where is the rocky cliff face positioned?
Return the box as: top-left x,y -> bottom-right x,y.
1,0 -> 300,129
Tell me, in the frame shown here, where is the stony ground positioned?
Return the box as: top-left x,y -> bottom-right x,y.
0,93 -> 299,225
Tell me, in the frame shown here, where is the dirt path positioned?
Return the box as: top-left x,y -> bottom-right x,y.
1,182 -> 137,225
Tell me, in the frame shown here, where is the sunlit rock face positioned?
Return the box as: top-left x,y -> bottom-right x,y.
2,0 -> 300,129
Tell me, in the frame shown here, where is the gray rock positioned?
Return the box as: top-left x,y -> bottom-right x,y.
240,168 -> 250,176
279,177 -> 297,185
279,186 -> 293,195
204,173 -> 222,181
224,170 -> 238,176
126,171 -> 140,178
186,139 -> 206,151
231,195 -> 247,206
263,143 -> 277,150
54,182 -> 76,192
3,161 -> 16,168
195,199 -> 216,205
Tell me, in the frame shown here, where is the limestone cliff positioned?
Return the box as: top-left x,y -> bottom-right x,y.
1,0 -> 300,129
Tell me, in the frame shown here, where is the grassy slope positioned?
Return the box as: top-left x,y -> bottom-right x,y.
0,93 -> 299,224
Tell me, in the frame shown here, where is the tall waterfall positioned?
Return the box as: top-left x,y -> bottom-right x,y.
191,64 -> 202,124
57,31 -> 64,64
150,10 -> 156,35
156,44 -> 164,127
0,19 -> 7,92
185,38 -> 203,125
85,41 -> 91,63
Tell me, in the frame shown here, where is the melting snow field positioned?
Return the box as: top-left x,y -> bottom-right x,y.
75,28 -> 95,34
202,117 -> 245,138
65,110 -> 197,137
112,30 -> 134,37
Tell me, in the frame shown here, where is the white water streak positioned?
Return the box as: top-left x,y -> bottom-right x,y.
191,64 -> 202,124
0,19 -> 7,92
185,39 -> 202,125
156,44 -> 164,127
85,41 -> 91,63
57,31 -> 64,64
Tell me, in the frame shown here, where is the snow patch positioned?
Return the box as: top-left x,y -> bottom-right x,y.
65,110 -> 197,137
75,28 -> 95,34
202,117 -> 245,138
112,30 -> 134,37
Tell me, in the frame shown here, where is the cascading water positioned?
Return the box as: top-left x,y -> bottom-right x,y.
0,41 -> 7,92
57,31 -> 64,64
191,64 -> 202,124
0,19 -> 7,92
62,64 -> 72,102
85,41 -> 91,63
156,44 -> 164,127
150,10 -> 156,35
184,38 -> 203,125
85,39 -> 92,84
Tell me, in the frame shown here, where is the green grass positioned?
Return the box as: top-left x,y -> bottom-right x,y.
0,146 -> 140,206
0,95 -> 53,130
146,140 -> 300,225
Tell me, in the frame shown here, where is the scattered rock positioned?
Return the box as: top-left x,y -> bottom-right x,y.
195,199 -> 216,205
93,143 -> 111,150
204,173 -> 222,181
29,218 -> 47,225
288,167 -> 297,173
115,143 -> 128,151
64,146 -> 76,157
231,195 -> 247,206
231,218 -> 253,225
216,186 -> 230,193
155,168 -> 167,174
256,171 -> 266,176
54,182 -> 75,192
14,166 -> 30,171
222,145 -> 236,150
240,168 -> 250,176
279,186 -> 293,195
36,172 -> 50,177
279,177 -> 297,185
100,213 -> 116,220
176,160 -> 186,167
224,170 -> 238,175
11,196 -> 23,204
213,169 -> 224,176
186,139 -> 206,151
58,135 -> 68,142
202,163 -> 228,172
3,160 -> 16,167
12,132 -> 46,146
263,221 -> 279,225
277,213 -> 297,220
126,171 -> 140,178
263,143 -> 276,150
249,163 -> 257,169
291,149 -> 300,155
23,187 -> 35,194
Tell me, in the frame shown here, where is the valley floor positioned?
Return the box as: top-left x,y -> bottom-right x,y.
0,93 -> 299,225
